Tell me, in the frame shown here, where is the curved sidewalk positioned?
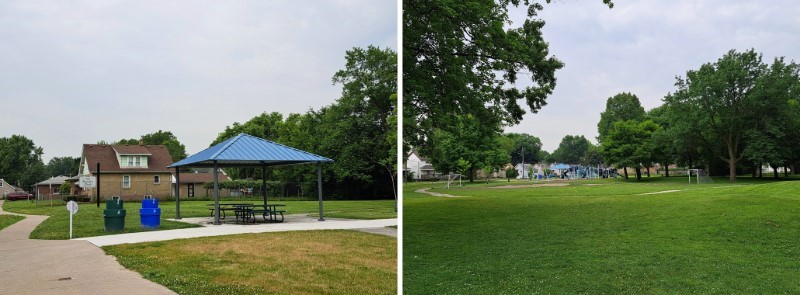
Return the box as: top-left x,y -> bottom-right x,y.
0,200 -> 176,295
76,215 -> 398,247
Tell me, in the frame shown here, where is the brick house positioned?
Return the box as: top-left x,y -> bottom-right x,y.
33,175 -> 71,198
174,172 -> 230,198
79,144 -> 173,201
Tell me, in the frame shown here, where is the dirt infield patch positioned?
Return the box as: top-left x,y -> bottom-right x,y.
415,188 -> 463,198
488,183 -> 569,189
640,190 -> 682,195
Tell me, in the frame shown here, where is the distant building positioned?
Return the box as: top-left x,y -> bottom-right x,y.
79,144 -> 173,201
515,163 -> 543,179
33,176 -> 71,198
174,171 -> 231,198
0,179 -> 20,197
406,151 -> 437,180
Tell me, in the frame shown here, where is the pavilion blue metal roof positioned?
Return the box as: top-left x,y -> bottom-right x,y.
169,133 -> 333,168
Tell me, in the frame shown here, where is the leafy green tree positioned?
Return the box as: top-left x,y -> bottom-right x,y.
210,46 -> 398,199
431,115 -> 510,182
597,92 -> 647,143
551,135 -> 592,164
45,157 -> 80,177
583,144 -> 604,165
59,181 -> 71,195
504,133 -> 544,165
601,120 -> 660,180
115,130 -> 188,162
505,167 -> 517,182
665,49 -> 800,181
0,135 -> 46,189
404,0 -> 613,156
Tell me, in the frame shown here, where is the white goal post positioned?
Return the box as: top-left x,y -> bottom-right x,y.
687,169 -> 713,184
446,174 -> 463,188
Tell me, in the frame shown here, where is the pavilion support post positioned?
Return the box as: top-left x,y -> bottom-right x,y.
317,161 -> 324,221
262,163 -> 267,207
213,161 -> 221,225
175,167 -> 181,219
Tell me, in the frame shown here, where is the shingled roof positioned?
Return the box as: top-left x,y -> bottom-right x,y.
82,144 -> 173,173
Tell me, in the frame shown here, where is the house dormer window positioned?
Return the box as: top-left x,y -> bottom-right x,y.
120,155 -> 148,168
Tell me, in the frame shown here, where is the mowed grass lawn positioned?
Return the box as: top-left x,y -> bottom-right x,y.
104,230 -> 397,295
3,199 -> 395,240
0,214 -> 24,231
404,176 -> 800,294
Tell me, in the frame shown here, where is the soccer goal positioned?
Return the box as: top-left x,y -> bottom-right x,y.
446,174 -> 463,188
687,169 -> 714,184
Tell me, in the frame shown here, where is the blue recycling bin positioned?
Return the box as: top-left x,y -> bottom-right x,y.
139,196 -> 161,229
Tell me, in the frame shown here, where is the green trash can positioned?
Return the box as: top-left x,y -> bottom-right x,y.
104,197 -> 126,232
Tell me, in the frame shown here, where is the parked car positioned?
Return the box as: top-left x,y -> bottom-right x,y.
5,191 -> 32,201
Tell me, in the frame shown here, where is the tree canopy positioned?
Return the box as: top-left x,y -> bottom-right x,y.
0,135 -> 46,190
404,0 -> 613,158
117,130 -> 188,162
665,49 -> 800,181
211,46 -> 397,199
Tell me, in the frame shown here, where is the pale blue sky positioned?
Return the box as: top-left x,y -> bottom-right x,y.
0,0 -> 397,162
504,0 -> 800,152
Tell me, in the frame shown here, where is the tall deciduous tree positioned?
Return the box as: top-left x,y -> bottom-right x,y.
597,92 -> 647,143
667,49 -> 769,181
116,130 -> 188,162
431,115 -> 510,182
504,133 -> 543,165
601,120 -> 660,180
0,135 -> 46,189
551,135 -> 592,164
45,157 -> 80,177
404,0 -> 612,156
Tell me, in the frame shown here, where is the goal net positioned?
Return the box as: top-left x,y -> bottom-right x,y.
446,174 -> 463,188
687,169 -> 713,184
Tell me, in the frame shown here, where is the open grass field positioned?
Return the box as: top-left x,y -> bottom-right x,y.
0,214 -> 24,231
104,230 -> 397,295
2,199 -> 396,240
404,176 -> 800,294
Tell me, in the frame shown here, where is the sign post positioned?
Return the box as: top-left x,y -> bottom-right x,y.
66,201 -> 79,239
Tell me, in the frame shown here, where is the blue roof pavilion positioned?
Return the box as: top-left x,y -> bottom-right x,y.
169,133 -> 333,224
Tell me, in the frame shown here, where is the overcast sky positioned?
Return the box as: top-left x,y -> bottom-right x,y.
504,0 -> 800,153
0,1 -> 397,162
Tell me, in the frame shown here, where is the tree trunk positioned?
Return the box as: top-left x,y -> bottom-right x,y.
773,166 -> 779,179
665,164 -> 669,177
646,166 -> 651,177
623,166 -> 629,179
758,163 -> 763,178
727,145 -> 737,182
635,167 -> 642,181
784,166 -> 788,178
468,167 -> 474,183
751,163 -> 757,178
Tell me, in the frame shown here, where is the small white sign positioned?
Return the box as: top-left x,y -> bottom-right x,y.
79,176 -> 96,188
66,201 -> 78,239
66,201 -> 79,214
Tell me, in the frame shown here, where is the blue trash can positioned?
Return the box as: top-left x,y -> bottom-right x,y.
139,195 -> 161,229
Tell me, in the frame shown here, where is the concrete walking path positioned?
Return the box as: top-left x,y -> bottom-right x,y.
0,200 -> 176,295
76,215 -> 398,246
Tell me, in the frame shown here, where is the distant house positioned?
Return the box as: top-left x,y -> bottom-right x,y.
79,144 -> 173,201
406,151 -> 437,180
174,172 -> 231,198
515,163 -> 543,179
33,176 -> 71,198
0,179 -> 20,197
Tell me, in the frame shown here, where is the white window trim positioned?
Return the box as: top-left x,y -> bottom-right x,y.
122,175 -> 131,189
153,175 -> 160,184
